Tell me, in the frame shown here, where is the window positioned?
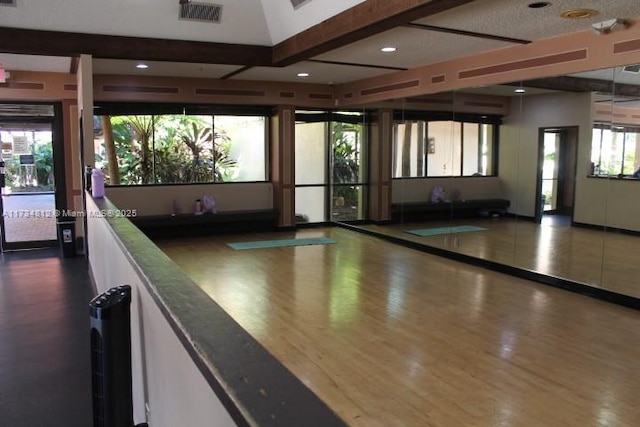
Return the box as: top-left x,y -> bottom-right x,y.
591,124 -> 640,176
392,114 -> 498,178
93,105 -> 268,185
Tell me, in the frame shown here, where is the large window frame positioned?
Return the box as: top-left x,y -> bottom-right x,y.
93,103 -> 270,186
591,123 -> 640,177
392,111 -> 500,178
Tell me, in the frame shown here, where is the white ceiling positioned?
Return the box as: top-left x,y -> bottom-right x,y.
0,0 -> 638,89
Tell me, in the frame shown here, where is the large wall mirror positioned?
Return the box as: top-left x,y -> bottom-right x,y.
339,63 -> 640,301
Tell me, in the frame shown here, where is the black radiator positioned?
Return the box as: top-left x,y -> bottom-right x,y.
90,285 -> 135,427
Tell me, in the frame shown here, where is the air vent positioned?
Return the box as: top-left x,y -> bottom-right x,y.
0,0 -> 17,6
179,2 -> 222,23
290,0 -> 312,10
622,64 -> 640,74
0,104 -> 55,117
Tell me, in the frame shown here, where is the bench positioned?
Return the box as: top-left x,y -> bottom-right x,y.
130,209 -> 278,239
391,199 -> 510,222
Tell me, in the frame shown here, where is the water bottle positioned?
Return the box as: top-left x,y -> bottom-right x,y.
91,169 -> 105,198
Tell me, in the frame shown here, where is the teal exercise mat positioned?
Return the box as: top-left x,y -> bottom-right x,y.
405,225 -> 488,237
228,237 -> 337,250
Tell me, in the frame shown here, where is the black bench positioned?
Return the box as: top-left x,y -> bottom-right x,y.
130,209 -> 278,239
391,199 -> 510,222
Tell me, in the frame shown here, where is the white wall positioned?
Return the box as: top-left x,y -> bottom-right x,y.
106,182 -> 273,216
499,90 -> 640,231
500,91 -> 593,217
87,196 -> 237,427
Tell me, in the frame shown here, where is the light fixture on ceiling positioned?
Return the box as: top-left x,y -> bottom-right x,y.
297,72 -> 310,78
514,86 -> 526,94
560,8 -> 599,20
136,63 -> 149,69
592,18 -> 629,35
381,46 -> 397,53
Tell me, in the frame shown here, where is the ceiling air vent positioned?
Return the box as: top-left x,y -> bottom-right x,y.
0,0 -> 17,6
290,0 -> 312,10
622,64 -> 640,74
179,2 -> 222,23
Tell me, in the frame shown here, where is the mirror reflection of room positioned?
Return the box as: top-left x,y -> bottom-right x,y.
347,64 -> 640,299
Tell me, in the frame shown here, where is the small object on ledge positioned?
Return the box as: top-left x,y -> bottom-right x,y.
202,194 -> 217,213
194,199 -> 203,215
172,199 -> 181,216
91,168 -> 105,198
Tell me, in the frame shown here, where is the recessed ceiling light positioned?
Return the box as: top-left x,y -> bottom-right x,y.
381,46 -> 397,53
528,2 -> 551,8
297,72 -> 310,77
514,87 -> 526,93
560,8 -> 599,19
136,63 -> 149,69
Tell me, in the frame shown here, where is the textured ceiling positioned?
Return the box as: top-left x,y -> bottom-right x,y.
0,0 -> 365,45
0,0 -> 638,91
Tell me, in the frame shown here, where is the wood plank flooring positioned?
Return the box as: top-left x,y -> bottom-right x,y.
0,248 -> 94,427
158,227 -> 640,427
359,217 -> 640,298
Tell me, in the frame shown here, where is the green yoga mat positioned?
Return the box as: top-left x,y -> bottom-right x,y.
405,225 -> 488,237
228,237 -> 337,250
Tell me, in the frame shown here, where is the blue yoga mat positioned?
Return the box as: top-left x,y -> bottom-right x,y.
228,237 -> 337,250
405,225 -> 487,237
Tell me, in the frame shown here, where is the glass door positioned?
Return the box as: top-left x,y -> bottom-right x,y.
330,112 -> 367,222
294,110 -> 368,224
0,120 -> 58,250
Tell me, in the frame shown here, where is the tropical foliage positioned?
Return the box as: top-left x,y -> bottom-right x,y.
97,115 -> 238,185
332,121 -> 362,220
4,143 -> 55,192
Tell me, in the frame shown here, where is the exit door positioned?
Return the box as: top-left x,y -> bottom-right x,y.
0,103 -> 66,251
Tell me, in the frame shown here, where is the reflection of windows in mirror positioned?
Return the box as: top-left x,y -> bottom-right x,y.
591,124 -> 639,177
392,119 -> 496,178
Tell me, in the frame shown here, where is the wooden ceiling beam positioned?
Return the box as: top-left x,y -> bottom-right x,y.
272,0 -> 478,66
0,27 -> 272,67
507,76 -> 640,98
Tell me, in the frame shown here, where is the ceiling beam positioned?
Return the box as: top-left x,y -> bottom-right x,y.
403,23 -> 530,44
0,27 -> 272,67
272,0 -> 478,66
507,76 -> 640,98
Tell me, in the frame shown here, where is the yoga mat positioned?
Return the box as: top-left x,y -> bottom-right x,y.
228,237 -> 337,250
405,225 -> 487,237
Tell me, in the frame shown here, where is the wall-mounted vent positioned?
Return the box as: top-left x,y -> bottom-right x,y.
290,0 -> 312,10
0,0 -> 17,6
622,64 -> 640,74
179,2 -> 222,23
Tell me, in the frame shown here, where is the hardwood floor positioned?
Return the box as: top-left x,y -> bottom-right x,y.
359,217 -> 640,298
0,248 -> 94,427
158,227 -> 640,427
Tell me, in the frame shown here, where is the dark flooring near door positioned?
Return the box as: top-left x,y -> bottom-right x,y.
0,248 -> 94,427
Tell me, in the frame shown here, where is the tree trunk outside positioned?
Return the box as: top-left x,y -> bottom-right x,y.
101,116 -> 120,184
